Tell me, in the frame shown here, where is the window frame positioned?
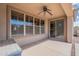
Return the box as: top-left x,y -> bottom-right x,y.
11,10 -> 24,36
9,7 -> 45,37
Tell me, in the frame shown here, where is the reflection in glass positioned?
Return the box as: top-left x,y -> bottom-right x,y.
11,10 -> 24,35
35,26 -> 40,34
56,20 -> 64,36
25,15 -> 33,34
11,25 -> 24,35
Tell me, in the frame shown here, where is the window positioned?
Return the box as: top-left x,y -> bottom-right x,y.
10,9 -> 45,36
35,18 -> 40,34
41,20 -> 45,33
25,15 -> 33,34
11,10 -> 24,35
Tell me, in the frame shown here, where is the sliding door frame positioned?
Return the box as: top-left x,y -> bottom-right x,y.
48,18 -> 65,39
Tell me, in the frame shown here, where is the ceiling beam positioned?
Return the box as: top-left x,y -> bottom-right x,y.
60,3 -> 73,17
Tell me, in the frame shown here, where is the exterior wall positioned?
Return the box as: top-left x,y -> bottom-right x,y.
0,4 -> 7,40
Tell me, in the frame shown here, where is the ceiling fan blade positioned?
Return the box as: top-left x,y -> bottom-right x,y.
38,11 -> 43,15
47,11 -> 53,15
47,9 -> 52,11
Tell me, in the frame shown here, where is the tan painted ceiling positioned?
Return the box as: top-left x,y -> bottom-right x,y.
8,3 -> 72,19
61,3 -> 73,17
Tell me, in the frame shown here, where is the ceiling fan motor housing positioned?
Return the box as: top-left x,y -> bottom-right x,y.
43,6 -> 48,11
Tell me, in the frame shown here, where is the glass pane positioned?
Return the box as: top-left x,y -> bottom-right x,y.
11,10 -> 24,35
35,26 -> 40,34
11,25 -> 24,35
35,18 -> 40,26
41,20 -> 45,33
11,15 -> 17,20
18,15 -> 24,21
50,21 -> 55,37
41,20 -> 44,26
41,26 -> 45,33
26,26 -> 33,34
25,15 -> 33,34
56,20 -> 64,36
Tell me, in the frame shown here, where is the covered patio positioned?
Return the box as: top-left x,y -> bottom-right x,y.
0,3 -> 75,56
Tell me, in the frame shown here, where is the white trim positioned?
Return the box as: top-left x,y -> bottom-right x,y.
9,8 -> 12,38
40,19 -> 41,34
48,20 -> 50,38
24,14 -> 26,36
33,17 -> 35,35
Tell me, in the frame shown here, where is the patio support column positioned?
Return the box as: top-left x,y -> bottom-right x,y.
67,16 -> 73,43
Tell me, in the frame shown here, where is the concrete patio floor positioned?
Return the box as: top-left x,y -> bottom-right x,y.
22,40 -> 72,56
20,39 -> 75,56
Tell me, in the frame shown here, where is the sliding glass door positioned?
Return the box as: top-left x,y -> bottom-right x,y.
56,20 -> 64,37
50,21 -> 55,37
50,19 -> 64,39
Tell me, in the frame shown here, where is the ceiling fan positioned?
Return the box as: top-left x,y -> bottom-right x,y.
38,6 -> 53,17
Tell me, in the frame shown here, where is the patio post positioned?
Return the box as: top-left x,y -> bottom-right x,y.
67,16 -> 73,43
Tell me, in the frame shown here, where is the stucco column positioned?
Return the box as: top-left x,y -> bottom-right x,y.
67,16 -> 73,43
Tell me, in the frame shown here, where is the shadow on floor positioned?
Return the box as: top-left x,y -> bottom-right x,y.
21,39 -> 48,50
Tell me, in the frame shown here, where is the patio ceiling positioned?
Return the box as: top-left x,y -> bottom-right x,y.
8,3 -> 72,19
61,3 -> 73,17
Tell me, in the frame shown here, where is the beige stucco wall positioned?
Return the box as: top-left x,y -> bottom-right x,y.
0,4 -> 7,40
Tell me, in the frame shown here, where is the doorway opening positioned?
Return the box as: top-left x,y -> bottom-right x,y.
49,19 -> 65,42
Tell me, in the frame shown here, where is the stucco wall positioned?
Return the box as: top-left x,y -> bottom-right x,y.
0,4 -> 7,40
